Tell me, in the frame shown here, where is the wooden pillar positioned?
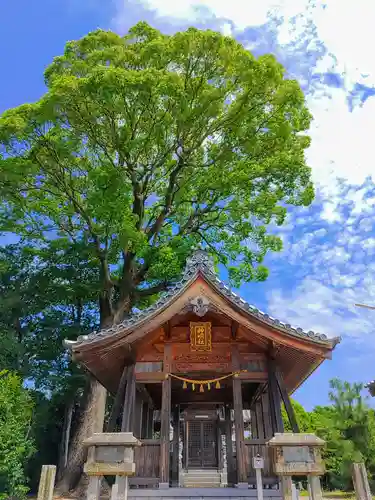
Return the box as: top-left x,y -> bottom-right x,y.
147,406 -> 154,438
160,376 -> 171,487
171,406 -> 180,486
267,357 -> 284,434
224,406 -> 234,486
233,377 -> 248,486
232,344 -> 248,486
141,402 -> 147,438
261,390 -> 273,439
107,365 -> 128,432
255,399 -> 265,439
133,390 -> 143,438
250,408 -> 258,438
121,363 -> 136,432
160,344 -> 172,488
217,414 -> 223,471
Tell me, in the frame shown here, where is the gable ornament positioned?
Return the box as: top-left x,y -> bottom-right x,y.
190,295 -> 210,317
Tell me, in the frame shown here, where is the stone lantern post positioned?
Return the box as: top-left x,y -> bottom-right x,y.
267,433 -> 325,500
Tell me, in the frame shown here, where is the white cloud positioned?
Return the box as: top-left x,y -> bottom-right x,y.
129,0 -> 375,86
306,91 -> 375,211
268,277 -> 375,343
133,0 -> 281,28
265,189 -> 375,345
309,0 -> 375,88
220,22 -> 233,37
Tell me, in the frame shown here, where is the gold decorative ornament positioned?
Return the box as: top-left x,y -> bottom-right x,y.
190,322 -> 212,352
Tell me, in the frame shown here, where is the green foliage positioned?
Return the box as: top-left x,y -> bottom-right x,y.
0,242 -> 91,493
0,22 -> 314,327
0,371 -> 35,499
282,399 -> 312,432
282,381 -> 375,492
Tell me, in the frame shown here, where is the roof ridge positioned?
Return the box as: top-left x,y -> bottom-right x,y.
68,249 -> 340,349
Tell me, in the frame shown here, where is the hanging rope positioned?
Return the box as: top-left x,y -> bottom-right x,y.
168,371 -> 245,391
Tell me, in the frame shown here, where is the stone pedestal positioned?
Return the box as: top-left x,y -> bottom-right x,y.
37,465 -> 56,500
83,432 -> 141,500
267,433 -> 325,500
281,477 -> 293,500
352,463 -> 372,500
308,476 -> 323,500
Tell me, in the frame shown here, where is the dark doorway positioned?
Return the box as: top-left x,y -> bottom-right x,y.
186,419 -> 218,469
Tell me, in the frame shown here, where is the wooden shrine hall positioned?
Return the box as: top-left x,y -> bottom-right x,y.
66,250 -> 340,495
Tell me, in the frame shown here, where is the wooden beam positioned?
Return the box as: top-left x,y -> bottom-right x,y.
164,321 -> 171,340
275,368 -> 299,433
106,364 -> 128,432
135,372 -> 165,383
136,383 -> 154,408
231,321 -> 239,340
267,357 -> 284,434
238,372 -> 267,381
121,363 -> 136,432
249,382 -> 266,407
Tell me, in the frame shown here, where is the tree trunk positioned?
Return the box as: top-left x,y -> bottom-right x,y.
56,291 -> 131,495
57,398 -> 74,480
55,378 -> 107,494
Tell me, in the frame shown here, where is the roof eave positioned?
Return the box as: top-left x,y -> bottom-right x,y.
64,250 -> 340,353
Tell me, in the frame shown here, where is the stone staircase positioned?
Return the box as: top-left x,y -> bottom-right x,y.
180,469 -> 223,488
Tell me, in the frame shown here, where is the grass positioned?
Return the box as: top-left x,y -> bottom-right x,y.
300,490 -> 375,499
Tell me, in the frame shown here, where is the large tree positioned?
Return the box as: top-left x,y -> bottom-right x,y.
0,22 -> 314,490
0,242 -> 97,492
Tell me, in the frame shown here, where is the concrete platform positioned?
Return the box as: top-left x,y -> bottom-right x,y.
128,487 -> 282,499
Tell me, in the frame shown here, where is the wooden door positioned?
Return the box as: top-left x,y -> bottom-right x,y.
187,420 -> 218,468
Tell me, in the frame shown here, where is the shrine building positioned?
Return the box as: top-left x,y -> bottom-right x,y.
66,250 -> 340,497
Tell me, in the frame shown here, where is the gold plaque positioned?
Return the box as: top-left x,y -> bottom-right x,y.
190,322 -> 212,352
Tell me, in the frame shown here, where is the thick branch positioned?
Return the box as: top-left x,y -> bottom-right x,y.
135,281 -> 170,298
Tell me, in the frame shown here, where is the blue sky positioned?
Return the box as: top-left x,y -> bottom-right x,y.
1,0 -> 375,411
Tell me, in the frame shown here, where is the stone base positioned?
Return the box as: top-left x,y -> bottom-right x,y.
128,488 -> 282,498
159,482 -> 170,489
235,483 -> 249,489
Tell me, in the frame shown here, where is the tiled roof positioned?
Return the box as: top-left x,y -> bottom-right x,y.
67,249 -> 340,349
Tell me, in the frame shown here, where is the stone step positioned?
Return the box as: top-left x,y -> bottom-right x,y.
183,482 -> 221,487
182,483 -> 221,486
181,470 -> 222,488
183,470 -> 221,475
183,474 -> 221,480
182,474 -> 221,488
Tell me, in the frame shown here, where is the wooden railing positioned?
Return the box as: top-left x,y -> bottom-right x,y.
131,439 -> 160,488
